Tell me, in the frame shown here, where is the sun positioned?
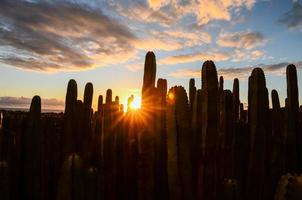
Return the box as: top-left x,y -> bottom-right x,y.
123,95 -> 141,112
129,96 -> 141,110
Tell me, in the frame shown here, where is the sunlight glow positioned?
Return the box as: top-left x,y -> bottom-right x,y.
168,92 -> 174,101
130,96 -> 141,110
123,95 -> 141,112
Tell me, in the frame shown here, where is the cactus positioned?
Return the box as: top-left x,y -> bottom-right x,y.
192,89 -> 203,199
63,79 -> 78,157
275,174 -> 302,200
84,167 -> 101,200
222,179 -> 241,200
199,60 -> 219,200
127,95 -> 134,112
93,95 -> 103,166
189,78 -> 197,114
138,51 -> 157,200
233,78 -> 240,121
0,160 -> 9,200
167,86 -> 192,200
82,83 -> 93,157
142,51 -> 156,110
286,64 -> 299,172
65,80 -> 78,115
271,89 -> 287,198
220,90 -> 234,179
97,95 -> 103,114
246,68 -> 270,200
22,95 -> 42,199
103,89 -> 117,200
154,78 -> 169,200
219,76 -> 224,92
106,89 -> 112,104
57,154 -> 84,200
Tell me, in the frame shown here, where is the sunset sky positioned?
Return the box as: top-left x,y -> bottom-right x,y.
0,0 -> 301,110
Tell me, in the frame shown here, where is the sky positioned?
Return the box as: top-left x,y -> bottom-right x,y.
0,0 -> 301,111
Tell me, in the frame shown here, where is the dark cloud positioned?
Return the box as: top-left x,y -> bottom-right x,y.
279,1 -> 302,30
0,0 -> 136,71
0,96 -> 64,110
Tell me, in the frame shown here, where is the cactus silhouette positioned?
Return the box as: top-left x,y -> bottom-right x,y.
199,60 -> 219,200
0,52 -> 301,200
246,68 -> 270,200
286,64 -> 299,172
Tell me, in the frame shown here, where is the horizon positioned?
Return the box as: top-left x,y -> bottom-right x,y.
0,0 -> 302,110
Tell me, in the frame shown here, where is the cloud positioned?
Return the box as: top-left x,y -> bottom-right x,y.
278,1 -> 302,30
148,0 -> 169,10
159,51 -> 231,65
108,0 -> 256,26
190,0 -> 256,26
217,31 -> 266,49
159,48 -> 266,65
0,96 -> 64,110
126,63 -> 143,72
169,61 -> 302,80
107,1 -> 177,26
0,0 -> 137,72
133,29 -> 212,51
133,38 -> 182,51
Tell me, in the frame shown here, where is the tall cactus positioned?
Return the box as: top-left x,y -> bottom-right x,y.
199,60 -> 219,200
82,83 -> 93,157
154,78 -> 169,200
270,89 -> 286,198
142,51 -> 156,110
246,68 -> 270,200
189,78 -> 197,114
219,76 -> 224,92
22,95 -> 42,199
286,64 -> 299,172
219,90 -> 234,179
63,79 -> 78,157
139,51 -> 157,200
192,89 -> 203,199
97,95 -> 103,114
233,78 -> 240,121
167,86 -> 192,200
103,89 -> 116,200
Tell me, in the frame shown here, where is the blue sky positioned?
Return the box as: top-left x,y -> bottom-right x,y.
0,0 -> 301,110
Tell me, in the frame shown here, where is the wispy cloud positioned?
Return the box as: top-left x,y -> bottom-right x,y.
0,96 -> 64,110
169,61 -> 302,80
217,31 -> 266,49
159,51 -> 231,65
159,48 -> 266,65
0,0 -> 137,72
278,1 -> 302,30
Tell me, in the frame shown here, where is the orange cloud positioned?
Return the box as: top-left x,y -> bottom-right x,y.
148,0 -> 168,9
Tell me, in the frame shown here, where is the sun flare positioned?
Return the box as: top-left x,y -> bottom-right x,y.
130,96 -> 141,110
124,95 -> 141,112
